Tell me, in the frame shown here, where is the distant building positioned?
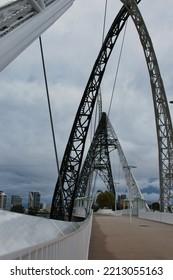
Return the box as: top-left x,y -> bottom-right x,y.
46,205 -> 51,214
0,191 -> 7,210
11,195 -> 22,207
118,194 -> 128,209
28,192 -> 41,209
40,203 -> 47,210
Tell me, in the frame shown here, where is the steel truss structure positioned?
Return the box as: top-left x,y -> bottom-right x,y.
0,0 -> 74,71
121,0 -> 173,211
51,0 -> 173,218
50,1 -> 142,221
1,0 -> 172,217
77,112 -> 148,214
106,113 -> 149,212
77,112 -> 116,200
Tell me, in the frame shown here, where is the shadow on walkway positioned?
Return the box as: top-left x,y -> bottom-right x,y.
88,214 -> 114,259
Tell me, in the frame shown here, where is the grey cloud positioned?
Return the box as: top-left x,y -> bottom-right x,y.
0,0 -> 173,206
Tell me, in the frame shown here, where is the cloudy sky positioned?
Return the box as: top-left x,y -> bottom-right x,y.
1,0 -> 173,208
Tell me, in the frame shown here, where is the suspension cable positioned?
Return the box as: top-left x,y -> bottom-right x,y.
108,20 -> 128,117
102,0 -> 108,44
92,0 -> 108,139
39,36 -> 60,173
39,36 -> 67,219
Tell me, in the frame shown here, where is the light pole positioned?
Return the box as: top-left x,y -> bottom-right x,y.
124,165 -> 137,223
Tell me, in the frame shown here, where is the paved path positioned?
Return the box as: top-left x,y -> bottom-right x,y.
88,213 -> 173,259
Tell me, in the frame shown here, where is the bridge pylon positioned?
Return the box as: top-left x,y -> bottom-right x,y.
76,112 -> 116,202
76,112 -> 149,217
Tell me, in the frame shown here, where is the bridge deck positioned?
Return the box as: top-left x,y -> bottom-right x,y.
88,213 -> 173,259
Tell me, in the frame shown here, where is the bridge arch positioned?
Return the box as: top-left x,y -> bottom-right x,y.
121,0 -> 173,212
51,0 -> 173,220
50,1 -> 142,220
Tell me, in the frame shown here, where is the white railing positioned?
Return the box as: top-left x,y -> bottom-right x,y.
0,210 -> 93,260
138,210 -> 173,225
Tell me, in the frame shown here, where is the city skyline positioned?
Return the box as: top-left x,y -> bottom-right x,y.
0,190 -> 44,209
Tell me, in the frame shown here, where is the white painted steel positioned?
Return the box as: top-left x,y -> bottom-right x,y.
0,210 -> 93,259
139,210 -> 173,225
0,0 -> 74,71
28,0 -> 43,12
97,209 -> 173,225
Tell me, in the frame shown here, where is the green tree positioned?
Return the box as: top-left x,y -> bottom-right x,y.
151,202 -> 160,211
27,207 -> 39,216
96,191 -> 115,209
10,204 -> 25,213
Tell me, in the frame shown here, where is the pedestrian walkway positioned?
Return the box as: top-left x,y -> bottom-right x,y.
88,213 -> 173,259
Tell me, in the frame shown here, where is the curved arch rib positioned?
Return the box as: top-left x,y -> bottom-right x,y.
50,1 -> 142,221
121,0 -> 173,211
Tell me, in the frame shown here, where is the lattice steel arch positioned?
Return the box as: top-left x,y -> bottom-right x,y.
121,0 -> 173,212
51,0 -> 173,219
77,112 -> 148,214
50,1 -> 142,221
77,112 -> 116,200
106,114 -> 149,212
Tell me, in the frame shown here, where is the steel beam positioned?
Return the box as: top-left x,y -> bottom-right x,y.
50,1 -> 142,221
0,0 -> 74,71
121,0 -> 173,212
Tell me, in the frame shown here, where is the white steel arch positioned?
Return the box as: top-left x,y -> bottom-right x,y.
0,0 -> 74,71
106,115 -> 149,212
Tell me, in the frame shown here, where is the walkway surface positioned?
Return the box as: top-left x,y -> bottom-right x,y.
88,213 -> 173,260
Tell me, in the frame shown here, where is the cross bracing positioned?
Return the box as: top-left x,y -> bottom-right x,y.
50,1 -> 142,221
121,0 -> 173,211
106,114 -> 149,212
77,112 -> 116,200
77,112 -> 148,214
51,0 -> 173,219
1,0 -> 172,218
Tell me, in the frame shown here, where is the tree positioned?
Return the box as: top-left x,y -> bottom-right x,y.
151,202 -> 160,211
27,207 -> 39,216
10,205 -> 25,214
96,191 -> 115,209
